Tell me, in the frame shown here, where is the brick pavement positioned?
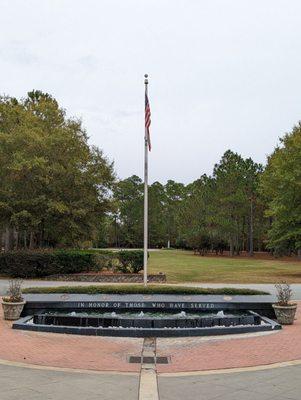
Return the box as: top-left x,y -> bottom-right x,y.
157,302 -> 301,373
0,310 -> 142,372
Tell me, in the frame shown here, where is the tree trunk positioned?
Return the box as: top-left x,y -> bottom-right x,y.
298,249 -> 301,260
114,217 -> 118,248
249,199 -> 254,257
258,240 -> 262,252
4,227 -> 9,251
242,217 -> 246,252
29,231 -> 35,249
229,237 -> 234,256
14,229 -> 19,250
0,230 -> 3,251
24,231 -> 27,249
4,226 -> 13,251
235,234 -> 240,255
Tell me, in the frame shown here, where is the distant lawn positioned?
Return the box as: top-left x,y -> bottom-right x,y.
23,285 -> 268,296
148,250 -> 301,283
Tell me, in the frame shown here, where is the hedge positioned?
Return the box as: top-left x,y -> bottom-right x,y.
0,250 -> 144,278
23,285 -> 269,296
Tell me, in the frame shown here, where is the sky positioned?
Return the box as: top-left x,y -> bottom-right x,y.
1,0 -> 301,183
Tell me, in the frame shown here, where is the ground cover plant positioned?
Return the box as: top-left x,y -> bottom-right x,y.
23,284 -> 269,296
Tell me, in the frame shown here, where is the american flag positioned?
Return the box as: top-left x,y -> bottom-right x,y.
145,93 -> 151,151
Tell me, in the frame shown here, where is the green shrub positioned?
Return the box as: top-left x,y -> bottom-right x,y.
0,251 -> 56,278
117,250 -> 144,273
0,250 -> 97,278
52,250 -> 97,274
93,253 -> 118,272
0,249 -> 144,278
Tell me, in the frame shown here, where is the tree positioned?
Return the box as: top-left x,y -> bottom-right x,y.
148,181 -> 166,247
213,151 -> 248,255
261,123 -> 301,257
164,180 -> 186,247
243,158 -> 263,256
212,151 -> 264,256
113,152 -> 266,254
114,175 -> 144,247
0,91 -> 115,249
179,175 -> 214,251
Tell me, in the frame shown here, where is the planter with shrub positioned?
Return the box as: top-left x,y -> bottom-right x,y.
273,283 -> 297,325
2,280 -> 26,320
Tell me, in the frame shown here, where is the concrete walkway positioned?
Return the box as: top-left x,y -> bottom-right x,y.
159,364 -> 301,400
0,363 -> 139,400
0,361 -> 301,400
173,283 -> 301,300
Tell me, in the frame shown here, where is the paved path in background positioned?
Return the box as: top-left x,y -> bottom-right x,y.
1,279 -> 301,299
159,364 -> 301,400
173,283 -> 301,299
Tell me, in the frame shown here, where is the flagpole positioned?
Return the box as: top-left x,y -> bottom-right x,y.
143,74 -> 149,286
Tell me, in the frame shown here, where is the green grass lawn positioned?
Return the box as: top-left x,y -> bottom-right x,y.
148,250 -> 301,283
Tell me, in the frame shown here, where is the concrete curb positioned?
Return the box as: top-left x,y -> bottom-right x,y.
158,358 -> 301,377
0,356 -> 301,379
0,358 -> 138,376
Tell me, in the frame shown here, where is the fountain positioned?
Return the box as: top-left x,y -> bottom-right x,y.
12,292 -> 281,337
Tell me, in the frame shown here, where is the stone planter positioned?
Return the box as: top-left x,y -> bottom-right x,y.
272,303 -> 297,325
2,301 -> 26,321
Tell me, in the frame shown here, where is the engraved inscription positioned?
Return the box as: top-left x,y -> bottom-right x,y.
75,301 -> 216,310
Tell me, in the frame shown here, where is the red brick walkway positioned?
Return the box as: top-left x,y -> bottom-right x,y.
0,312 -> 142,372
157,303 -> 301,373
0,304 -> 300,373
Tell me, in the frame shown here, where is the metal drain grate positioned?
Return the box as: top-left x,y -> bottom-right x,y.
156,356 -> 170,364
128,355 -> 170,364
